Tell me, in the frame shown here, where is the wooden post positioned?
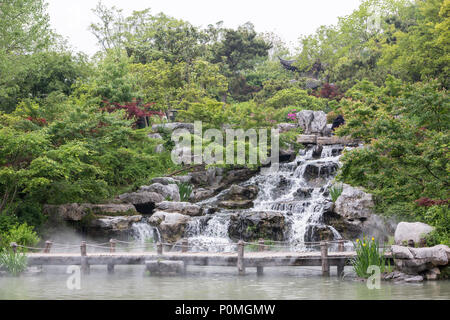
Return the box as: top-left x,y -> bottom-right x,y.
107,239 -> 116,274
320,241 -> 329,277
182,239 -> 188,253
337,240 -> 345,278
80,241 -> 89,274
157,242 -> 163,255
237,240 -> 245,276
256,239 -> 264,276
110,239 -> 116,253
10,242 -> 17,254
44,241 -> 53,253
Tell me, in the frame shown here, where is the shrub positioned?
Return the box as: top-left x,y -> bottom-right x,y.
351,236 -> 391,278
0,250 -> 28,276
177,182 -> 193,202
330,183 -> 344,203
0,223 -> 40,251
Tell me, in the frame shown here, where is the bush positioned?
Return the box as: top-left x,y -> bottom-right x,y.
0,222 -> 40,251
352,236 -> 391,278
0,250 -> 28,276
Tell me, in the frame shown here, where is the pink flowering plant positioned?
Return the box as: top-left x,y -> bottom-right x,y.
286,109 -> 298,123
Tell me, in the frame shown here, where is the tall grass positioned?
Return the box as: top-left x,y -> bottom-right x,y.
330,183 -> 343,202
177,182 -> 193,202
351,236 -> 391,278
0,250 -> 28,276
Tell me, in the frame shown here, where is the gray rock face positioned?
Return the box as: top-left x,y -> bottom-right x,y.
139,183 -> 180,202
118,191 -> 164,214
152,122 -> 194,134
217,184 -> 259,209
277,123 -> 298,133
392,244 -> 450,275
334,184 -> 375,221
228,211 -> 286,241
148,133 -> 163,140
296,110 -> 327,135
394,222 -> 435,245
189,188 -> 215,202
43,203 -> 137,222
148,211 -> 191,243
91,215 -> 142,231
150,177 -> 177,185
156,201 -> 202,217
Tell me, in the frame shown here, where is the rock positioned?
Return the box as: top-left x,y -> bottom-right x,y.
218,200 -> 254,209
405,275 -> 423,283
220,168 -> 259,187
148,133 -> 163,140
139,183 -> 180,202
316,136 -> 359,146
293,187 -> 314,200
173,175 -> 192,184
119,192 -> 164,214
304,224 -> 335,242
394,222 -> 435,245
43,203 -> 137,222
296,110 -> 327,135
224,185 -> 259,201
189,167 -> 223,187
297,135 -> 317,144
393,245 -> 449,274
228,211 -> 286,242
150,177 -> 177,185
312,145 -> 323,159
424,267 -> 441,280
91,215 -> 142,231
303,162 -> 339,186
277,123 -> 298,133
279,148 -> 296,162
189,188 -> 215,202
334,184 -> 375,222
156,201 -> 202,217
152,122 -> 194,134
148,211 -> 191,243
155,144 -> 165,153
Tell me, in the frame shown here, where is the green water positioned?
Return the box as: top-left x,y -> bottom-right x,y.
0,266 -> 449,300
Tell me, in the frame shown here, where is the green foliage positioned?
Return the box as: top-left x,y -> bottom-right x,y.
0,250 -> 28,276
265,87 -> 326,110
352,236 -> 392,278
177,182 -> 193,202
0,222 -> 39,251
330,183 -> 344,203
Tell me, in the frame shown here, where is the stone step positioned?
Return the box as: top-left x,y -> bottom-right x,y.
297,135 -> 359,146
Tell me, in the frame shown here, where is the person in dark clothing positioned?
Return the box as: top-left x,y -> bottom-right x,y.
331,115 -> 345,131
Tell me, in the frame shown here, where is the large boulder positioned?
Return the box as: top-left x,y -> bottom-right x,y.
391,245 -> 450,275
334,184 -> 375,221
43,203 -> 137,222
139,183 -> 180,202
118,192 -> 164,214
217,184 -> 258,209
228,211 -> 286,241
394,222 -> 435,245
156,201 -> 202,217
150,177 -> 178,185
148,211 -> 191,243
296,110 -> 327,136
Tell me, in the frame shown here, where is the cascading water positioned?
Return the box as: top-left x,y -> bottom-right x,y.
186,144 -> 349,251
132,222 -> 160,243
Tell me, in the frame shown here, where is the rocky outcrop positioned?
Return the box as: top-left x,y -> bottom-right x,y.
334,184 -> 375,222
391,245 -> 450,277
152,122 -> 194,134
156,201 -> 202,217
228,211 -> 286,241
394,222 -> 435,245
303,162 -> 339,186
296,110 -> 327,136
304,224 -> 335,242
43,203 -> 137,222
118,192 -> 164,214
324,184 -> 396,241
297,135 -> 359,146
217,184 -> 259,209
91,215 -> 142,233
148,211 -> 191,243
139,183 -> 180,202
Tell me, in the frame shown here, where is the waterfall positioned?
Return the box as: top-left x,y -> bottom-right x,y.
186,144 -> 348,251
131,222 -> 160,243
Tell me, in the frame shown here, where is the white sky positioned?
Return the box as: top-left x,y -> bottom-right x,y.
47,0 -> 362,56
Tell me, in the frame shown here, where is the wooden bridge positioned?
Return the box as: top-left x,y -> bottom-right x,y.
14,239 -> 392,277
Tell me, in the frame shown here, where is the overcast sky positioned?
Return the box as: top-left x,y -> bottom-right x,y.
47,0 -> 362,56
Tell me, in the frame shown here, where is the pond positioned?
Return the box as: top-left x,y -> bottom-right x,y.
1,266 -> 449,300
